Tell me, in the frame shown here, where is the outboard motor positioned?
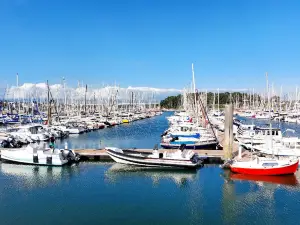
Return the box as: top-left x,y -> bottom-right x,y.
1,139 -> 9,148
61,149 -> 80,162
0,136 -> 22,148
11,138 -> 22,148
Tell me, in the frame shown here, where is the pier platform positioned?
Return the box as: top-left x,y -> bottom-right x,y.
0,131 -> 240,164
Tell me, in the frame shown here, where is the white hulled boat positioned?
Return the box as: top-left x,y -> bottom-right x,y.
105,146 -> 203,169
1,145 -> 79,166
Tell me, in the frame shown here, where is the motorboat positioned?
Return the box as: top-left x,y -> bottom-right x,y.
229,157 -> 299,175
8,124 -> 49,142
252,137 -> 300,157
1,114 -> 20,124
52,125 -> 85,134
238,111 -> 255,118
1,145 -> 80,166
253,113 -> 270,119
160,136 -> 218,149
285,116 -> 298,123
236,127 -> 282,147
105,145 -> 204,169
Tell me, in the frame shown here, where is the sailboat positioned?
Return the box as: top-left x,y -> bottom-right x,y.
230,73 -> 299,176
161,64 -> 218,150
229,157 -> 298,175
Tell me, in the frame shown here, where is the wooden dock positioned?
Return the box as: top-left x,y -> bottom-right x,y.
0,131 -> 240,164
73,131 -> 240,164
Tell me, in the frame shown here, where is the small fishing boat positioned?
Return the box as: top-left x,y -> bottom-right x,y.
1,145 -> 80,166
229,157 -> 299,175
8,124 -> 50,142
105,145 -> 203,169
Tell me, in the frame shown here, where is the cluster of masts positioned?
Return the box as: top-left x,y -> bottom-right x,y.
1,80 -> 163,122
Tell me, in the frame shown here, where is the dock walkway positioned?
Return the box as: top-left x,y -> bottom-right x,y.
75,148 -> 226,163
0,131 -> 240,164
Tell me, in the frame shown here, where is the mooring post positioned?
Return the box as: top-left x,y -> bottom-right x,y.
224,104 -> 233,159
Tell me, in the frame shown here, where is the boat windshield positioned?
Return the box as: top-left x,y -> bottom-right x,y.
262,163 -> 278,167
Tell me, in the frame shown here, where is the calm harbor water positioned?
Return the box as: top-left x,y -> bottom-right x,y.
1,113 -> 300,225
54,111 -> 172,150
1,162 -> 300,225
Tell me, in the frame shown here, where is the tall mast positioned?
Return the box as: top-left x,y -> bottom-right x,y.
280,85 -> 282,113
266,73 -> 273,153
213,92 -> 215,112
296,86 -> 298,111
191,63 -> 198,125
252,88 -> 255,109
84,84 -> 87,115
266,72 -> 269,110
47,80 -> 51,126
217,88 -> 220,113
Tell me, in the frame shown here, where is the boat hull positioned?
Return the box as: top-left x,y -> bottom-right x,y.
0,157 -> 69,166
230,161 -> 299,176
1,150 -> 70,166
160,142 -> 217,150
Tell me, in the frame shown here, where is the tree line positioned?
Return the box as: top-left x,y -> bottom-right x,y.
160,92 -> 263,109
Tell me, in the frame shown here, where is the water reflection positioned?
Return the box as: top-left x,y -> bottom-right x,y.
0,162 -> 80,189
54,112 -> 172,149
222,169 -> 300,187
229,173 -> 299,186
105,163 -> 197,186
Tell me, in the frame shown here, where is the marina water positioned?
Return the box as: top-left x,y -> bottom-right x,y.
1,112 -> 300,225
54,112 -> 172,150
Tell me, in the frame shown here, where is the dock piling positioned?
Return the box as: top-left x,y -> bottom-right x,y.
224,104 -> 233,159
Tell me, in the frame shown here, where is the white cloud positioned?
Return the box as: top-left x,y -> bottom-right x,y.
5,83 -> 182,102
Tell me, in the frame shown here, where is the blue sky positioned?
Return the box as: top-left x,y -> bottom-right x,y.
0,0 -> 300,91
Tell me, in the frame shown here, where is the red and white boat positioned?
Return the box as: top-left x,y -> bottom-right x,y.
230,157 -> 299,176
